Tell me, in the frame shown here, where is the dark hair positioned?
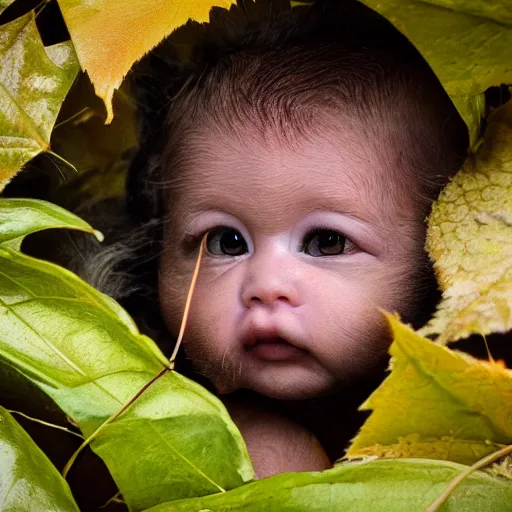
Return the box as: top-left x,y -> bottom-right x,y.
74,0 -> 468,341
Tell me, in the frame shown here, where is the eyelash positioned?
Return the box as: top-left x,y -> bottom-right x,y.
184,226 -> 356,257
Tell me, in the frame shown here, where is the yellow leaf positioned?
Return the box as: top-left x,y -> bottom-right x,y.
360,0 -> 512,146
420,102 -> 512,343
347,315 -> 512,465
0,0 -> 14,14
57,0 -> 236,123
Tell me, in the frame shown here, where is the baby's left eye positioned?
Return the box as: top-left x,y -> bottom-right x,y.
303,229 -> 347,256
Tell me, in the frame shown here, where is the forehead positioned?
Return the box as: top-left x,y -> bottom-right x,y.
166,120 -> 415,229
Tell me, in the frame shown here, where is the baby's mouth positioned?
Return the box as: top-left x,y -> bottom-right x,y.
246,336 -> 307,362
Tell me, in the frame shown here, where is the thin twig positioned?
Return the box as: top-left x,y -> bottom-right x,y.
47,150 -> 79,174
425,444 -> 512,512
62,235 -> 206,477
8,410 -> 83,439
169,234 -> 207,366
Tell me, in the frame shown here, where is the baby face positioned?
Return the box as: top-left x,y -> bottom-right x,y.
159,121 -> 426,399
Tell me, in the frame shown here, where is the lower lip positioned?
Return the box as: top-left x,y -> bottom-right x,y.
247,341 -> 305,361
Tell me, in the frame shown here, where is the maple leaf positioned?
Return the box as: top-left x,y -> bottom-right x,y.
57,0 -> 236,123
0,13 -> 78,191
420,102 -> 512,344
347,315 -> 512,465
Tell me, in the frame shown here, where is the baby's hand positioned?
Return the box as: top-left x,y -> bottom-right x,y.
225,399 -> 331,479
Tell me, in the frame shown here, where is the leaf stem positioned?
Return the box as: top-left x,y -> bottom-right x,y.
62,366 -> 169,478
53,107 -> 93,130
169,233 -> 207,367
47,150 -> 79,174
425,444 -> 512,512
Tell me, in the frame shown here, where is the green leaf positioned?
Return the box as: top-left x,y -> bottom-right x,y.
420,102 -> 512,343
0,12 -> 79,191
360,0 -> 512,145
347,315 -> 512,465
0,406 -> 80,512
0,198 -> 254,511
0,197 -> 99,250
145,458 -> 512,512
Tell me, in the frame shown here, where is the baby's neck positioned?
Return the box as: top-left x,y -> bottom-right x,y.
228,371 -> 383,463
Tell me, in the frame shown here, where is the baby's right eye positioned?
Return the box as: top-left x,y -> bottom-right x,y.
206,227 -> 248,256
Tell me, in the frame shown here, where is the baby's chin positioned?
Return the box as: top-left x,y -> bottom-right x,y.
211,368 -> 341,400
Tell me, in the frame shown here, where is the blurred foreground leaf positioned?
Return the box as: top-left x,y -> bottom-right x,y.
420,102 -> 512,343
361,0 -> 512,145
146,459 -> 512,512
0,406 -> 79,512
0,198 -> 253,511
57,0 -> 236,122
0,0 -> 13,14
0,13 -> 78,191
347,315 -> 512,464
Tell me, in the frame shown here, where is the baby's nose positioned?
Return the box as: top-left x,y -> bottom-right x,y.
241,257 -> 301,308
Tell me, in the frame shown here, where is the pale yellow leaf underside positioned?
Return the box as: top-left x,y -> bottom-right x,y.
420,102 -> 512,343
57,0 -> 236,122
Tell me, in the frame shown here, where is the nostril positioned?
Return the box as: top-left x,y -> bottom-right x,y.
251,296 -> 262,302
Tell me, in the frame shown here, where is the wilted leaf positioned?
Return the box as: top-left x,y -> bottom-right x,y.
420,102 -> 512,343
0,406 -> 80,512
347,315 -> 512,465
0,198 -> 254,511
0,13 -> 79,191
57,0 -> 236,122
360,0 -> 512,145
145,458 -> 512,512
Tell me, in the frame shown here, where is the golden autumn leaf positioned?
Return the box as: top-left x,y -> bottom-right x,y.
420,102 -> 512,344
57,0 -> 236,123
347,315 -> 512,465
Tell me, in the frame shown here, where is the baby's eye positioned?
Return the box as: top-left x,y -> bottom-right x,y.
303,229 -> 347,256
206,227 -> 248,256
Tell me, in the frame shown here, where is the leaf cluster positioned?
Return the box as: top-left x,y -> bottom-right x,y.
0,1 -> 511,511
